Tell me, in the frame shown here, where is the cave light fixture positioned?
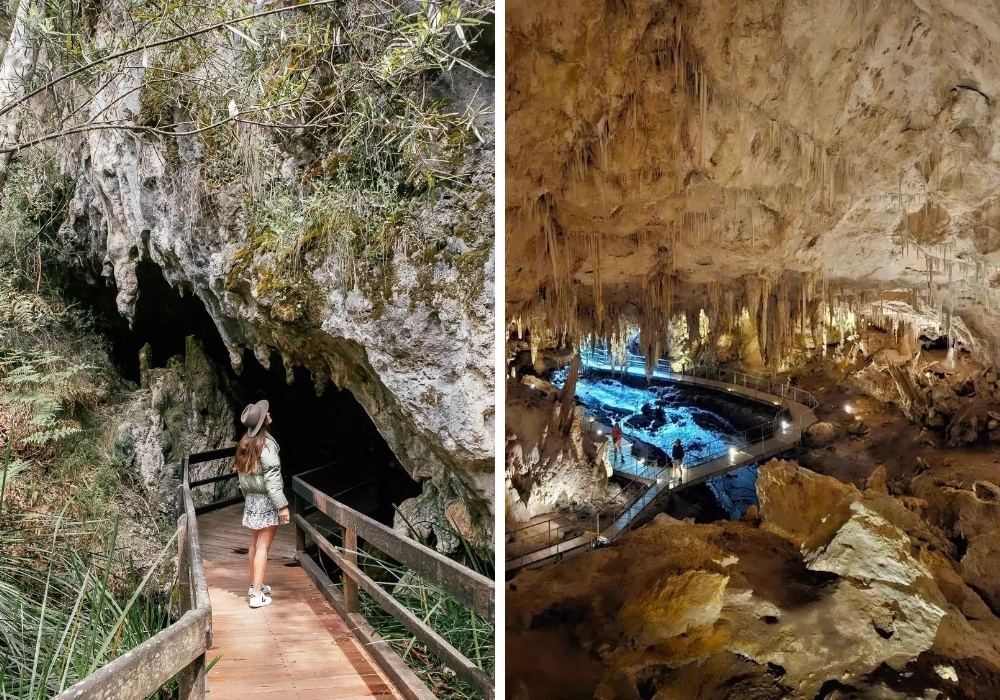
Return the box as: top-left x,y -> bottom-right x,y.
728,446 -> 738,462
844,403 -> 853,414
781,420 -> 790,431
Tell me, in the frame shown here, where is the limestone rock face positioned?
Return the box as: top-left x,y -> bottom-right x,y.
913,464 -> 1000,614
115,337 -> 235,512
505,376 -> 607,522
48,6 -> 495,550
803,500 -> 933,586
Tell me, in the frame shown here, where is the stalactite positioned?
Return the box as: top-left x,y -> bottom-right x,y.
590,233 -> 604,336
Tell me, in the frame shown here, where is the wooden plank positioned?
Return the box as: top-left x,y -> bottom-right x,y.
189,446 -> 237,464
189,471 -> 238,488
294,491 -> 307,551
296,553 -> 437,700
180,484 -> 213,644
178,652 -> 206,700
298,515 -> 494,699
293,478 -> 493,619
55,608 -> 208,700
195,495 -> 244,516
203,504 -> 404,700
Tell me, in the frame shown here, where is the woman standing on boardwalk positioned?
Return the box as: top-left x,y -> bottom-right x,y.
234,399 -> 291,608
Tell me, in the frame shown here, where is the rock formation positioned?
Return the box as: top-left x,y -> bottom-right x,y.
507,0 -> 1000,369
26,1 -> 496,549
506,374 -> 609,522
115,336 -> 235,511
850,355 -> 1000,448
506,459 -> 1000,699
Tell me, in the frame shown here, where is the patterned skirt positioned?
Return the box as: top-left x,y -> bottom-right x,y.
242,493 -> 283,529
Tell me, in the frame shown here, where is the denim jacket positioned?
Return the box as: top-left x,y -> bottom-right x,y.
237,434 -> 288,510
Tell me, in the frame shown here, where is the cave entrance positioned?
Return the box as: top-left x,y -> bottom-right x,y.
57,260 -> 420,525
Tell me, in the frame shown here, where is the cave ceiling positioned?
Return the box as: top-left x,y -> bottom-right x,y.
506,0 -> 1000,361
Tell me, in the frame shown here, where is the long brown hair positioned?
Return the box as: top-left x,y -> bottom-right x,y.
234,422 -> 269,475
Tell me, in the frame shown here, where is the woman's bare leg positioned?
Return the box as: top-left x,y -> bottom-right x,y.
252,525 -> 278,595
247,528 -> 259,586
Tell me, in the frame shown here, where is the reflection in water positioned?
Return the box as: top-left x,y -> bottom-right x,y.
552,370 -> 736,461
552,369 -> 768,519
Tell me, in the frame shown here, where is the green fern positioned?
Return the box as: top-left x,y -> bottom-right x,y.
0,349 -> 89,448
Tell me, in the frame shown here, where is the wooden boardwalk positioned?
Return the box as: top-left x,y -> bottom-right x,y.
198,505 -> 403,700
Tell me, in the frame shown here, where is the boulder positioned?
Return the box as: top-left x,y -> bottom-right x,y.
946,404 -> 988,446
620,570 -> 728,645
928,381 -> 961,417
756,459 -> 858,542
847,418 -> 870,437
802,500 -> 932,585
804,421 -> 837,447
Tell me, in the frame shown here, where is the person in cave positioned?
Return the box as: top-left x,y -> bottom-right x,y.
671,438 -> 685,469
663,454 -> 674,480
234,399 -> 291,609
611,422 -> 623,464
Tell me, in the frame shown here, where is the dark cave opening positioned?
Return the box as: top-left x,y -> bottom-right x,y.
56,260 -> 420,526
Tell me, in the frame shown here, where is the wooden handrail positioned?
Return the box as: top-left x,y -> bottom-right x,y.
293,477 -> 494,617
57,447 -> 493,700
54,456 -> 213,699
188,470 -> 238,488
292,474 -> 495,700
188,446 -> 237,464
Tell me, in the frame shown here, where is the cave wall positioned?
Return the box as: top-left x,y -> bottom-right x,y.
45,5 -> 496,551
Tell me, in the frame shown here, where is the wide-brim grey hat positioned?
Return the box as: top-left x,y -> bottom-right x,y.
241,399 -> 269,437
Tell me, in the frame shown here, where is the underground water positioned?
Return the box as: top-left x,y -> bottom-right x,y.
550,365 -> 778,520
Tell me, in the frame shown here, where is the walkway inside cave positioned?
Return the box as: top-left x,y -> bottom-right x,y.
60,259 -> 420,526
505,355 -> 817,572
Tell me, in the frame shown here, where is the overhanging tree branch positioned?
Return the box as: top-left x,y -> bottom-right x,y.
0,0 -> 346,121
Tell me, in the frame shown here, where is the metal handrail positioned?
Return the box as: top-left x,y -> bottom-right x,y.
506,403 -> 779,562
581,348 -> 820,408
55,455 -> 214,699
292,468 -> 496,700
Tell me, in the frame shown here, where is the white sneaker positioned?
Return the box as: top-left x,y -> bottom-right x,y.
248,584 -> 271,596
248,592 -> 272,608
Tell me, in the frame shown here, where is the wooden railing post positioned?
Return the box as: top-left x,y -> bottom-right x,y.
344,527 -> 359,614
177,514 -> 191,615
179,652 -> 207,699
293,491 -> 306,552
